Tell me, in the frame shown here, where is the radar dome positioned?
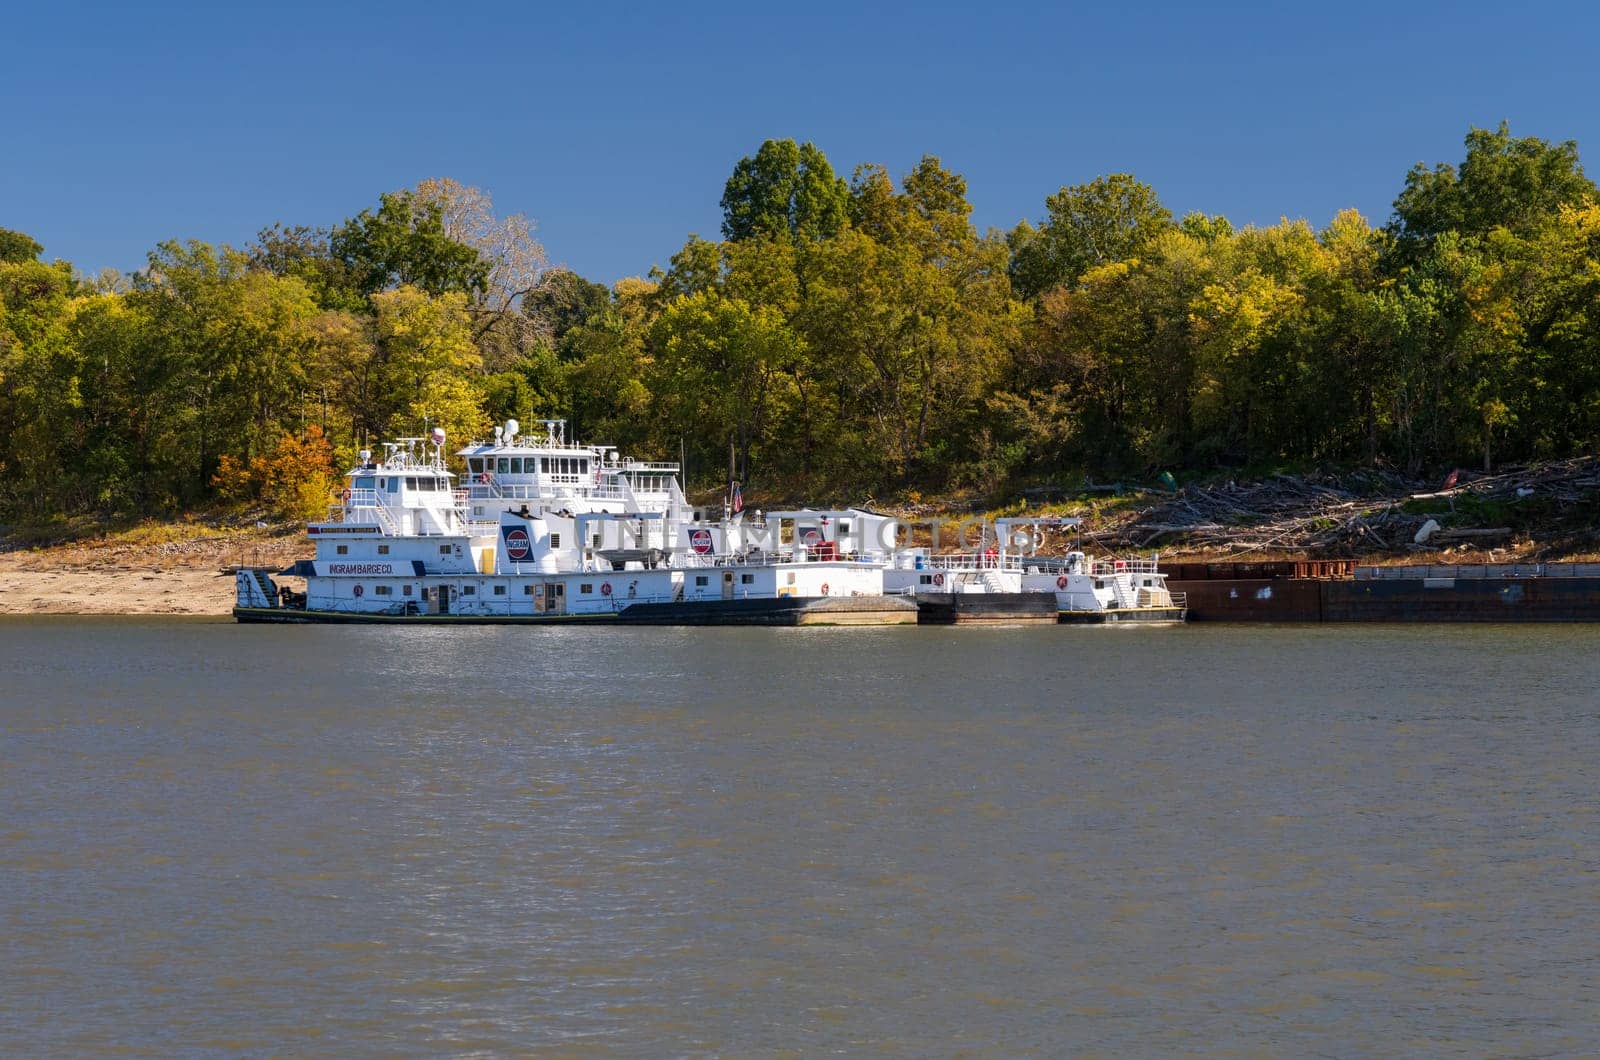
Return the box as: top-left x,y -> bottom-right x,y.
505,418 -> 520,440
430,427 -> 446,446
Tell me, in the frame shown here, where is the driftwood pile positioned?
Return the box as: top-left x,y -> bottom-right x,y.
1080,458 -> 1600,558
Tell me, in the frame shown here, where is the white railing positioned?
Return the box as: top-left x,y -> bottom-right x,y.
1092,558 -> 1162,576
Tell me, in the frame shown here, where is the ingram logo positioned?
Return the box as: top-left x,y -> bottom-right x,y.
503,526 -> 531,561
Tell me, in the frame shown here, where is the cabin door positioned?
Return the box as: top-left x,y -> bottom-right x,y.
722,571 -> 735,600
550,582 -> 566,614
438,585 -> 452,615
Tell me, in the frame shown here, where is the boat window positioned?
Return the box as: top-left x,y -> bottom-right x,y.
493,585 -> 506,596
540,457 -> 549,473
580,583 -> 593,594
579,460 -> 589,477
403,584 -> 413,596
522,584 -> 534,595
336,545 -> 348,555
377,545 -> 389,554
741,573 -> 755,584
462,586 -> 476,596
497,458 -> 510,474
550,533 -> 561,549
439,544 -> 451,555
695,576 -> 708,587
406,477 -> 417,491
509,458 -> 521,473
469,458 -> 482,474
375,585 -> 392,596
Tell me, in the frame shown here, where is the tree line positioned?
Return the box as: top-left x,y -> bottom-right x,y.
4,124 -> 1600,521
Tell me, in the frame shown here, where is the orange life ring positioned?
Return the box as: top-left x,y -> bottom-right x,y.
600,581 -> 612,596
820,582 -> 830,596
1056,574 -> 1069,590
932,572 -> 945,587
1114,560 -> 1126,572
340,488 -> 352,502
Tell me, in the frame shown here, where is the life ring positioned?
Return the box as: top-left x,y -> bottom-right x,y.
932,572 -> 945,587
340,488 -> 352,502
1056,574 -> 1069,590
352,584 -> 364,597
1114,560 -> 1126,572
820,582 -> 830,596
478,471 -> 491,484
600,581 -> 612,596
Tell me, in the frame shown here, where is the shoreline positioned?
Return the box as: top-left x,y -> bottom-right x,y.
0,529 -> 304,616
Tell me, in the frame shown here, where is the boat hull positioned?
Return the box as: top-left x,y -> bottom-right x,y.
1058,606 -> 1188,625
234,595 -> 918,627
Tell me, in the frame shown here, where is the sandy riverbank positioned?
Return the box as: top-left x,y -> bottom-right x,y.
0,530 -> 304,615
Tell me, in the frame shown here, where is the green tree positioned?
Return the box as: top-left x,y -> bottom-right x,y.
331,190 -> 489,301
721,139 -> 850,244
523,269 -> 611,342
1009,173 -> 1174,299
649,292 -> 802,483
0,228 -> 44,264
1388,122 -> 1597,261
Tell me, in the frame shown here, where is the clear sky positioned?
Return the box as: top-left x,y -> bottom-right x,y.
6,1 -> 1598,284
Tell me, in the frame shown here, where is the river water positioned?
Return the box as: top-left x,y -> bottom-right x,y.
2,618 -> 1598,1055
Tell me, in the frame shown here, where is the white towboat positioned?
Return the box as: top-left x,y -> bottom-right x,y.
882,517 -> 1187,624
234,420 -> 915,625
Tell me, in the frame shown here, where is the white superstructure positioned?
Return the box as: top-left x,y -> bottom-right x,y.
882,517 -> 1187,621
236,420 -> 902,619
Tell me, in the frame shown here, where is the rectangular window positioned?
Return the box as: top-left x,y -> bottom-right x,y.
497,458 -> 509,474
468,458 -> 481,474
540,457 -> 549,473
493,585 -> 506,596
695,576 -> 708,587
550,533 -> 561,549
920,574 -> 932,585
786,573 -> 796,585
580,461 -> 588,477
462,586 -> 476,596
403,584 -> 413,596
439,544 -> 451,554
406,477 -> 418,491
523,584 -> 534,595
580,583 -> 593,594
375,585 -> 392,596
377,545 -> 389,554
336,545 -> 348,555
741,573 -> 755,584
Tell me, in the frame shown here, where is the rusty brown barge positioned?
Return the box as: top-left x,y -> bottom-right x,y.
1166,561 -> 1600,622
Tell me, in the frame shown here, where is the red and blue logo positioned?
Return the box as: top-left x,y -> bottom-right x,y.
503,527 -> 531,561
689,528 -> 714,554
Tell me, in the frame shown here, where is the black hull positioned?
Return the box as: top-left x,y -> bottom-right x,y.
235,596 -> 918,627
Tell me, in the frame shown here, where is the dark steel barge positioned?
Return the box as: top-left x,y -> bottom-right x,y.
1165,561 -> 1600,622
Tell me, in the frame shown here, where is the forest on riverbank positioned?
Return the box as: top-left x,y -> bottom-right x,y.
4,123 -> 1600,526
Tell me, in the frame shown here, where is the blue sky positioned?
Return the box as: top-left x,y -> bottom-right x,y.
6,1 -> 1598,283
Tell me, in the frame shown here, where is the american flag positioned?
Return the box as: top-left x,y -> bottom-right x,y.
731,481 -> 743,513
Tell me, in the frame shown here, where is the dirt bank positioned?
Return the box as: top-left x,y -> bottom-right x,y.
0,528 -> 304,615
